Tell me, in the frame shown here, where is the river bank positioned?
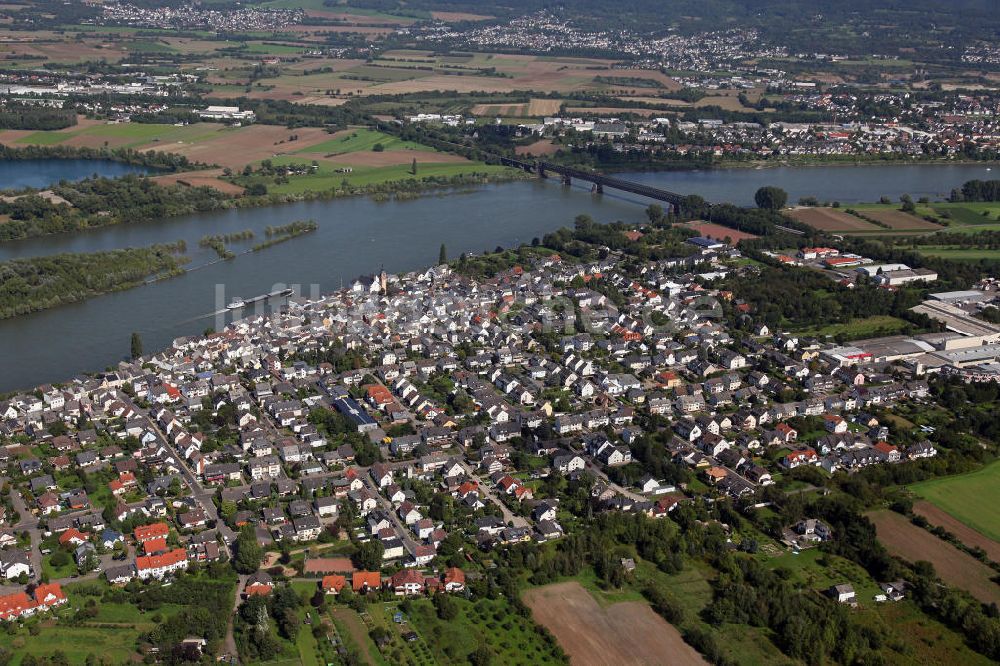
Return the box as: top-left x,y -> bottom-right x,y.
0,161 -> 994,391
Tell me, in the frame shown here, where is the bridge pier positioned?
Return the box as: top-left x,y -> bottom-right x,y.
594,183 -> 603,195
537,165 -> 546,178
562,174 -> 571,186
671,202 -> 681,216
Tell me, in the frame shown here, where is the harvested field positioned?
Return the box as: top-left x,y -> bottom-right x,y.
523,581 -> 706,666
149,169 -> 245,195
787,207 -> 884,232
914,501 -> 1000,561
868,510 -> 1000,606
589,69 -> 682,91
304,9 -> 413,24
862,208 -> 942,230
565,106 -> 663,117
683,221 -> 758,242
137,124 -> 333,169
471,98 -> 562,117
527,98 -> 563,115
430,10 -> 494,20
471,102 -> 528,116
515,140 -> 561,156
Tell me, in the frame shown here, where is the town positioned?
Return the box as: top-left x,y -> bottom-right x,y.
2,211 -> 998,660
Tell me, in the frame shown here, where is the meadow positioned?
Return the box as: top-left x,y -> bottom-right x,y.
910,460 -> 1000,542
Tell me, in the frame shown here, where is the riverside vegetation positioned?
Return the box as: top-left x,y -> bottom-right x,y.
0,242 -> 188,319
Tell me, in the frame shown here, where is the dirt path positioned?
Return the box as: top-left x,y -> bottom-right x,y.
523,581 -> 706,666
331,607 -> 377,665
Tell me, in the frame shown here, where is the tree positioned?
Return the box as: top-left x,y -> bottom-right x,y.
233,524 -> 263,574
355,540 -> 384,571
433,592 -> 458,620
411,157 -> 418,175
130,331 -> 143,359
754,186 -> 788,211
469,644 -> 494,666
438,243 -> 447,265
645,204 -> 664,224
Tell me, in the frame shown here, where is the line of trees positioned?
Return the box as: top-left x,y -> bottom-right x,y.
0,104 -> 76,130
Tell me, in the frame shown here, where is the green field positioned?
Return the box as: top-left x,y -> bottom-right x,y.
798,315 -> 911,340
913,246 -> 1000,261
13,122 -> 236,150
911,460 -> 1000,542
933,202 -> 1000,226
237,155 -> 514,195
16,130 -> 81,145
295,128 -> 432,155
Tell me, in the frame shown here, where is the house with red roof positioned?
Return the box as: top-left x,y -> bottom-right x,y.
321,575 -> 347,595
783,447 -> 819,469
442,567 -> 465,592
58,528 -> 87,547
244,572 -> 274,597
352,571 -> 381,593
390,569 -> 425,596
134,522 -> 170,543
0,583 -> 66,621
136,548 -> 187,580
143,537 -> 168,555
874,441 -> 900,462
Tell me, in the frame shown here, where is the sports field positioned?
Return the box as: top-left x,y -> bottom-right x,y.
910,460 -> 1000,542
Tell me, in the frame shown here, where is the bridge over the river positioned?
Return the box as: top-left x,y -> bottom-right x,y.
499,157 -> 704,214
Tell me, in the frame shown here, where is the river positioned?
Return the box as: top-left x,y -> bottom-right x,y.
0,161 -> 995,392
0,158 -> 151,191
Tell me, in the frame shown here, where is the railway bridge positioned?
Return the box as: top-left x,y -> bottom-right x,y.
498,156 -> 703,214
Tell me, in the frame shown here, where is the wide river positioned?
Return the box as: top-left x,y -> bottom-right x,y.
0,161 -> 995,391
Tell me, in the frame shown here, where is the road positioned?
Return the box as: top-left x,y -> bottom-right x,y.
141,410 -> 236,546
583,461 -> 649,503
360,475 -> 421,553
457,462 -> 529,529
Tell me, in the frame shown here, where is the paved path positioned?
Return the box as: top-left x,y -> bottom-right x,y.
458,462 -> 529,528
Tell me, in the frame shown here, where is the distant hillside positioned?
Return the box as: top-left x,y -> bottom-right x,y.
340,0 -> 1000,51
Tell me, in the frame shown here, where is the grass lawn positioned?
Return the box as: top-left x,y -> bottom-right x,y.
41,552 -> 78,579
910,460 -> 1000,542
294,128 -> 432,155
798,315 -> 911,340
0,624 -> 141,665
